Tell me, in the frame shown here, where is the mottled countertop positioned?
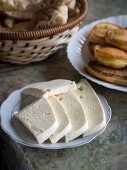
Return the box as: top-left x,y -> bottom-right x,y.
0,0 -> 127,170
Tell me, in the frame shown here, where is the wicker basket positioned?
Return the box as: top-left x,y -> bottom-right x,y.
0,0 -> 88,64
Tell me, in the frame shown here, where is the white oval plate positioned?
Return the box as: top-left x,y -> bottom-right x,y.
0,83 -> 111,149
67,15 -> 127,92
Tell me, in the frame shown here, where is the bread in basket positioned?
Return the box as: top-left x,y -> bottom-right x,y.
0,0 -> 88,64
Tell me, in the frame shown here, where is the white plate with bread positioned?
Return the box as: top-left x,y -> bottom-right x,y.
0,79 -> 111,149
67,15 -> 127,92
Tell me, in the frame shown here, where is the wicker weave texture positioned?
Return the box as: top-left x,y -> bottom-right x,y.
0,26 -> 78,64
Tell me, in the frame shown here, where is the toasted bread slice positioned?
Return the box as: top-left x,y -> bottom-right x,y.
106,28 -> 127,52
88,22 -> 120,44
86,62 -> 127,86
15,98 -> 58,144
94,45 -> 127,69
74,80 -> 106,136
56,92 -> 88,142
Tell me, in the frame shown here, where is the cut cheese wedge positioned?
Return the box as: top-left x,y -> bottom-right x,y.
15,98 -> 58,144
74,79 -> 106,136
23,79 -> 77,98
47,96 -> 71,143
56,92 -> 88,142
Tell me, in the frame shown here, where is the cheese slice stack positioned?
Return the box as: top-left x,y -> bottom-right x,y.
14,79 -> 106,144
15,98 -> 58,144
56,92 -> 88,142
74,79 -> 106,136
23,79 -> 77,98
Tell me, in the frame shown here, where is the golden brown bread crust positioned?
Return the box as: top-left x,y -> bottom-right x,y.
85,62 -> 127,86
88,22 -> 120,44
92,22 -> 120,37
106,29 -> 127,52
88,31 -> 105,44
94,45 -> 127,69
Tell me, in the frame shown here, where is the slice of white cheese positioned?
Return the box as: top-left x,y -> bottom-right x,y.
74,79 -> 106,137
23,79 -> 77,98
47,96 -> 71,143
15,98 -> 58,144
56,92 -> 88,142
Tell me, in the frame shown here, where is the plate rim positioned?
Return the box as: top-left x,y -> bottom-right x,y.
67,14 -> 127,92
0,84 -> 112,149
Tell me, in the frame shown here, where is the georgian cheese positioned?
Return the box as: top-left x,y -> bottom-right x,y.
23,79 -> 77,98
47,96 -> 71,143
15,98 -> 58,144
56,92 -> 88,142
74,79 -> 106,136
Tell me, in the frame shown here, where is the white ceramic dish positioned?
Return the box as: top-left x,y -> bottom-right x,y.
67,15 -> 127,92
0,83 -> 111,149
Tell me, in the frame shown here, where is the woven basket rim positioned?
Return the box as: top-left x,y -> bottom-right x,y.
0,0 -> 88,40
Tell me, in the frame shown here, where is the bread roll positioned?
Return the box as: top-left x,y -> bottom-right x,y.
50,5 -> 68,25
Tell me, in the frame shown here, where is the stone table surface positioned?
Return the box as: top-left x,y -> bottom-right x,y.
0,0 -> 127,170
